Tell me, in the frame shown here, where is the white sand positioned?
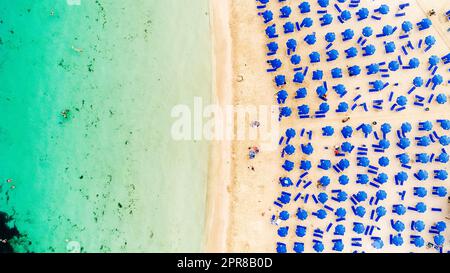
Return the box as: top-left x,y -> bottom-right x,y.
205,0 -> 450,252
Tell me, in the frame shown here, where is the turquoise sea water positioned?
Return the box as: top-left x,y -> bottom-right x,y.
0,0 -> 211,252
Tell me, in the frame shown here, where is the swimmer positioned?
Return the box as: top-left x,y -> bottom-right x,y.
6,178 -> 12,183
72,45 -> 83,53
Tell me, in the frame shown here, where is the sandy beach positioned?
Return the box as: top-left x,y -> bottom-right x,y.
206,0 -> 450,253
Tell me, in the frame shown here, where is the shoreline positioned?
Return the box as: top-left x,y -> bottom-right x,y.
203,0 -> 233,252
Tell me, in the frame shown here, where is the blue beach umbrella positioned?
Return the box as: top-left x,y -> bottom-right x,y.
280,6 -> 292,18
301,143 -> 314,155
296,225 -> 307,237
294,72 -> 305,83
436,94 -> 447,104
392,220 -> 405,232
337,191 -> 348,202
316,85 -> 327,97
435,170 -> 448,180
408,57 -> 420,68
432,74 -> 443,86
341,126 -> 353,138
379,139 -> 390,149
363,44 -> 376,56
376,206 -> 387,218
276,243 -> 287,253
319,159 -> 332,170
284,144 -> 295,155
375,190 -> 387,202
377,173 -> 388,184
262,10 -> 273,23
335,208 -> 346,218
301,17 -> 313,28
276,90 -> 288,103
414,220 -> 425,232
318,192 -> 328,204
348,65 -> 361,76
415,187 -> 427,197
319,102 -> 330,113
429,55 -> 440,66
293,242 -> 305,253
304,33 -> 317,45
356,8 -> 369,20
402,21 -> 413,33
325,32 -> 336,43
291,54 -> 301,65
435,186 -> 447,197
299,2 -> 311,14
333,240 -> 344,252
413,77 -> 423,87
438,119 -> 450,130
337,102 -> 349,112
417,153 -> 429,163
309,52 -> 321,63
393,204 -> 406,215
398,153 -> 410,164
357,174 -> 369,185
401,122 -> 412,133
342,29 -> 354,41
275,75 -> 286,87
356,191 -> 367,202
436,221 -> 447,232
354,206 -> 366,217
434,235 -> 445,246
378,156 -> 390,167
331,68 -> 342,78
312,70 -> 323,80
362,26 -> 373,37
388,61 -> 400,71
417,136 -> 431,147
338,175 -> 349,185
318,0 -> 330,8
345,47 -> 358,58
315,209 -> 327,219
278,226 -> 289,237
361,123 -> 372,135
327,49 -> 339,61
381,123 -> 392,135
438,152 -> 449,164
372,239 -> 384,249
279,177 -> 293,187
334,224 -> 346,235
353,223 -> 365,234
398,137 -> 411,149
313,241 -> 324,253
295,87 -> 307,98
338,158 -> 350,170
439,135 -> 450,146
395,171 -> 409,184
286,39 -> 297,51
382,25 -> 394,36
267,42 -> 278,53
396,96 -> 407,106
391,235 -> 404,246
341,10 -> 351,21
286,128 -> 296,139
300,160 -> 312,170
367,63 -> 379,74
296,208 -> 308,220
416,170 -> 429,181
341,142 -> 353,152
282,160 -> 294,171
378,4 -> 390,14
357,157 -> 370,167
421,121 -> 433,131
279,211 -> 290,221
413,237 -> 425,248
425,35 -> 436,47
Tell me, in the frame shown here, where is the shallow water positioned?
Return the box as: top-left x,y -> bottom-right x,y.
0,0 -> 211,252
